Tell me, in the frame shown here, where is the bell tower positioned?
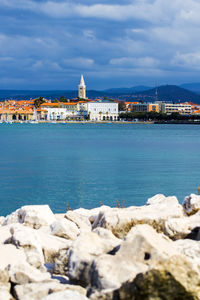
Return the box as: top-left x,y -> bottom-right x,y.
78,74 -> 86,99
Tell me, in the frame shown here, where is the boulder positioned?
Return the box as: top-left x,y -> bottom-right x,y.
0,244 -> 26,270
174,239 -> 200,268
9,224 -> 44,268
0,285 -> 12,300
40,290 -> 89,300
8,261 -> 51,284
3,205 -> 56,229
68,230 -> 121,287
53,249 -> 69,275
50,218 -> 79,240
37,228 -> 72,263
14,281 -> 86,300
0,216 -> 5,225
74,206 -> 112,225
89,225 -> 178,296
0,225 -> 14,244
93,195 -> 183,238
65,210 -> 91,233
116,255 -> 200,299
183,194 -> 200,216
164,213 -> 200,240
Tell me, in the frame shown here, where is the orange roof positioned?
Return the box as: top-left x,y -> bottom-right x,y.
61,102 -> 77,105
41,103 -> 59,107
192,110 -> 200,114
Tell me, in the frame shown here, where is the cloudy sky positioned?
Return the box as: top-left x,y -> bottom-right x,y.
0,0 -> 200,89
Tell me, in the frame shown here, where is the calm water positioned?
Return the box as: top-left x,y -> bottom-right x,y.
0,123 -> 200,216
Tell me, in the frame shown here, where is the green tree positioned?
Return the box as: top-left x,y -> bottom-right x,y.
34,97 -> 45,108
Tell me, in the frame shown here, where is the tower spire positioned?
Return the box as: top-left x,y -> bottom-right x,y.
78,74 -> 86,99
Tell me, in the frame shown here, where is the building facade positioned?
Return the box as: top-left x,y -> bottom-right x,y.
87,102 -> 119,121
161,103 -> 191,114
132,103 -> 159,113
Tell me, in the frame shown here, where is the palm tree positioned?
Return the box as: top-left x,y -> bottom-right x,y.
99,111 -> 102,121
52,112 -> 55,120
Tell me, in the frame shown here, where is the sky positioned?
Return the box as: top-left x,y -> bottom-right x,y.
1,0 -> 200,90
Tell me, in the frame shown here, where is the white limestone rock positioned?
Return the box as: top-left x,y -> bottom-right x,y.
50,218 -> 80,240
65,210 -> 91,233
0,216 -> 5,226
0,244 -> 26,270
68,230 -> 121,286
37,228 -> 72,263
74,205 -> 112,225
8,261 -> 51,284
0,285 -> 12,300
89,224 -> 178,295
92,195 -> 183,238
14,281 -> 86,300
0,224 -> 14,244
3,205 -> 56,229
174,239 -> 200,267
183,194 -> 200,216
41,290 -> 89,300
9,224 -> 44,268
164,213 -> 200,240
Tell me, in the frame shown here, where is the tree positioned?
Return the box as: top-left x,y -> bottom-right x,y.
59,96 -> 67,103
34,97 -> 45,108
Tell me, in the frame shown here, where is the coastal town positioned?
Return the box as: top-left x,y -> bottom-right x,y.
1,75 -> 200,123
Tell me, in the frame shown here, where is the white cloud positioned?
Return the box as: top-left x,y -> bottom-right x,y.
110,56 -> 159,68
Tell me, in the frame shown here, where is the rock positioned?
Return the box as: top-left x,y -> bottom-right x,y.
93,227 -> 122,244
14,281 -> 86,300
55,214 -> 65,220
9,224 -> 44,268
0,285 -> 12,300
0,225 -> 13,244
0,244 -> 26,269
0,216 -> 5,225
3,205 -> 56,229
8,261 -> 51,284
68,230 -> 121,287
164,213 -> 200,240
183,194 -> 200,216
37,228 -> 72,263
51,219 -> 79,240
93,195 -> 183,238
74,206 -> 112,225
174,239 -> 200,268
117,255 -> 200,299
53,249 -> 69,275
65,210 -> 91,233
89,225 -> 178,296
40,290 -> 89,300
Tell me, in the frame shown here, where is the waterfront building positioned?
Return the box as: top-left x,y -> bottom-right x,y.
78,75 -> 86,99
132,103 -> 159,113
161,103 -> 191,114
87,102 -> 119,121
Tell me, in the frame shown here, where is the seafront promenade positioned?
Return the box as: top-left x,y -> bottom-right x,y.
0,193 -> 200,299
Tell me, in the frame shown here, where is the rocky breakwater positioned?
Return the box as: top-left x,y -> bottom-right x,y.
1,194 -> 200,299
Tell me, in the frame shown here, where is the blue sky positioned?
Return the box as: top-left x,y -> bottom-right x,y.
1,0 -> 200,90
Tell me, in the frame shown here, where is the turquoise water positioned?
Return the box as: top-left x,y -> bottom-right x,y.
0,123 -> 199,216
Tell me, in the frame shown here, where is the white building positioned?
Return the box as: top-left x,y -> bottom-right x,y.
87,102 -> 119,121
161,103 -> 191,114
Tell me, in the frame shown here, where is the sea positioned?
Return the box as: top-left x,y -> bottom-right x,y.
0,123 -> 199,216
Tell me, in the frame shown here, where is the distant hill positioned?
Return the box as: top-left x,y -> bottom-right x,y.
132,85 -> 200,103
0,84 -> 200,103
104,85 -> 151,94
180,83 -> 200,95
0,89 -> 105,101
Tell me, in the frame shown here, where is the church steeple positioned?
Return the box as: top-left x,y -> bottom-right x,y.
78,74 -> 86,99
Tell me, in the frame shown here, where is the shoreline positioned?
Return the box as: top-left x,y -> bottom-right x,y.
1,193 -> 200,299
2,120 -> 200,125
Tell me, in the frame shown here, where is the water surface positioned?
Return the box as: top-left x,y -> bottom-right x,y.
0,123 -> 199,216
